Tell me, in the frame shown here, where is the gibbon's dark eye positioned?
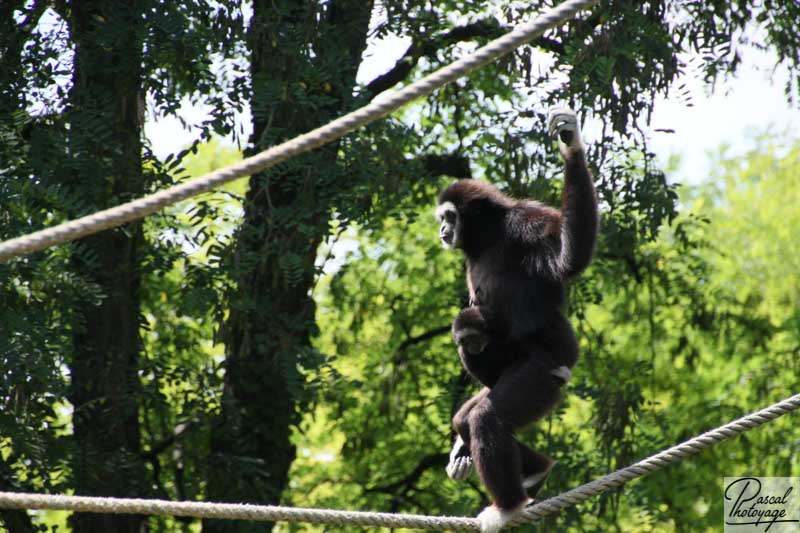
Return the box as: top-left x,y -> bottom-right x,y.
444,210 -> 457,224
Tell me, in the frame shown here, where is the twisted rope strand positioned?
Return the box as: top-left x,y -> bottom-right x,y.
0,493 -> 481,531
516,391 -> 800,524
0,392 -> 797,530
0,0 -> 598,263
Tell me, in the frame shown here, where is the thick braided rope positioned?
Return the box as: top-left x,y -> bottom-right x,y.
0,0 -> 598,264
515,391 -> 800,525
0,493 -> 480,531
0,393 -> 797,530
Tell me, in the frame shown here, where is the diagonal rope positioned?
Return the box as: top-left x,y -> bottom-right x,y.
0,392 -> 798,530
0,0 -> 598,264
513,391 -> 800,526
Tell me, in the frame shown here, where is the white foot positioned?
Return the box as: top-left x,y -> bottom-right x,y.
476,500 -> 531,533
522,469 -> 549,490
550,365 -> 572,383
523,461 -> 555,499
445,436 -> 473,481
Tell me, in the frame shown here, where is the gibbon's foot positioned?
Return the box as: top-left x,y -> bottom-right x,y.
547,105 -> 585,159
454,327 -> 489,355
522,461 -> 555,500
476,499 -> 533,533
446,435 -> 474,481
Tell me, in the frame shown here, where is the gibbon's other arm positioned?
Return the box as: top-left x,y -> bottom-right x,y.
548,106 -> 598,280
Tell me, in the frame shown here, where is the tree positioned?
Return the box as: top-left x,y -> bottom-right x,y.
212,2 -> 800,530
291,141 -> 800,532
205,3 -> 375,530
2,1 -> 800,532
0,1 -> 244,531
63,4 -> 153,532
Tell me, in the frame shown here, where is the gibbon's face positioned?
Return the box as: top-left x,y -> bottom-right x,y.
435,201 -> 461,249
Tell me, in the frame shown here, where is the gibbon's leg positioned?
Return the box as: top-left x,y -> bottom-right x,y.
470,357 -> 562,532
536,313 -> 580,369
447,387 -> 489,480
516,440 -> 555,499
450,435 -> 554,496
450,388 -> 552,487
453,388 -> 490,441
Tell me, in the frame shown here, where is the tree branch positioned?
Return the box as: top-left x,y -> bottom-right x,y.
365,18 -> 565,97
392,324 -> 451,367
365,452 -> 449,495
142,420 -> 198,461
397,324 -> 452,353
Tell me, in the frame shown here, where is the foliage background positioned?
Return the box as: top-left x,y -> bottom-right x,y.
1,1 -> 799,532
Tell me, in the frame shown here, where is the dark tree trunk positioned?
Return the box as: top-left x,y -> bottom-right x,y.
66,2 -> 148,532
205,1 -> 372,531
0,5 -> 44,531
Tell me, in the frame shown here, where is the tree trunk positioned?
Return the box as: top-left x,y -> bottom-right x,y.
66,2 -> 148,532
205,2 -> 372,531
0,5 -> 45,531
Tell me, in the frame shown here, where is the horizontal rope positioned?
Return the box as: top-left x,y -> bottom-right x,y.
0,492 -> 480,531
0,0 -> 598,263
0,392 -> 797,530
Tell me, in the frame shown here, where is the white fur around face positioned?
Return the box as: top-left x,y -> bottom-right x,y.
435,201 -> 461,249
477,501 -> 530,533
435,201 -> 456,221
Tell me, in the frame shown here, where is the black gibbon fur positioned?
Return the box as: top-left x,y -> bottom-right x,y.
436,112 -> 598,517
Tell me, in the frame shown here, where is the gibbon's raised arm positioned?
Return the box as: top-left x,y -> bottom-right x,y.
555,149 -> 598,280
507,107 -> 598,282
545,106 -> 598,281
